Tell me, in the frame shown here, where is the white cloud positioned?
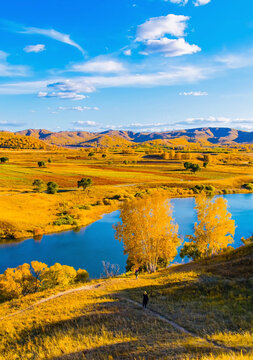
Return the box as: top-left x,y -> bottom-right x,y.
0,64 -> 208,95
179,91 -> 208,96
20,27 -> 84,54
141,37 -> 201,57
0,120 -> 25,127
72,120 -> 97,126
38,91 -> 88,100
58,106 -> 99,111
0,50 -> 29,77
194,0 -> 211,6
136,14 -> 190,41
168,0 -> 189,5
71,59 -> 126,73
24,44 -> 45,53
124,49 -> 132,56
166,0 -> 210,6
173,116 -> 253,131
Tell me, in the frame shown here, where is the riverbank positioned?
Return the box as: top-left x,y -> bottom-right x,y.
1,193 -> 253,277
0,185 -> 252,245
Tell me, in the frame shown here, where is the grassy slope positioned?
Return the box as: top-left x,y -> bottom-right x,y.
0,245 -> 252,359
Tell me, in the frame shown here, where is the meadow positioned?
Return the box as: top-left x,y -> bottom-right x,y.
0,146 -> 253,242
0,243 -> 252,359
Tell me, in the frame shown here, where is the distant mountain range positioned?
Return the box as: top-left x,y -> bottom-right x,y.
4,127 -> 253,147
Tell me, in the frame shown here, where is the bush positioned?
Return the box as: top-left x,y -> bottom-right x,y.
47,181 -> 59,194
103,199 -> 111,205
192,184 -> 215,194
243,183 -> 253,191
0,262 -> 89,301
75,269 -> 89,282
0,157 -> 9,163
53,215 -> 78,226
38,161 -> 46,168
180,242 -> 201,261
41,263 -> 77,288
33,179 -> 44,192
77,178 -> 92,191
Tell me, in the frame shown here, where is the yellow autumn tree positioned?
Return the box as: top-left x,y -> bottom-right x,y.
0,264 -> 34,300
31,261 -> 48,292
114,194 -> 181,272
186,196 -> 235,258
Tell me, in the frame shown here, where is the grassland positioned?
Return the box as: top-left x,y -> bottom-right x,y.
0,243 -> 252,359
0,147 -> 253,241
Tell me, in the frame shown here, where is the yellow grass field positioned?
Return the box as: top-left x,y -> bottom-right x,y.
0,244 -> 252,359
0,148 -> 253,241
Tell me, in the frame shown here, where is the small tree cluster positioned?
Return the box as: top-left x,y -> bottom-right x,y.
38,161 -> 46,168
33,179 -> 44,192
0,262 -> 89,301
77,178 -> 92,191
0,157 -> 9,163
47,181 -> 59,194
184,162 -> 201,173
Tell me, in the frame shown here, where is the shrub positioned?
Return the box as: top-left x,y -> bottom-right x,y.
75,269 -> 89,282
33,179 -> 44,192
38,161 -> 46,168
110,194 -> 121,200
78,205 -> 91,210
53,215 -> 78,226
0,157 -> 9,163
47,181 -> 59,194
243,183 -> 253,191
103,198 -> 111,205
77,178 -> 92,191
0,264 -> 35,300
192,184 -> 215,194
205,185 -> 215,192
180,242 -> 201,261
41,263 -> 77,288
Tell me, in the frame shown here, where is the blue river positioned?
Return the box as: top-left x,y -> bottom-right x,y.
0,193 -> 252,278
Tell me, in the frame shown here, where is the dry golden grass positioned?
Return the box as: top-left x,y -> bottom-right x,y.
0,148 -> 253,241
0,243 -> 252,359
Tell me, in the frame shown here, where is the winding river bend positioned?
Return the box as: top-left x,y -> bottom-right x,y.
0,193 -> 252,278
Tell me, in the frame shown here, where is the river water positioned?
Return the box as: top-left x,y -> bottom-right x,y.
0,193 -> 252,278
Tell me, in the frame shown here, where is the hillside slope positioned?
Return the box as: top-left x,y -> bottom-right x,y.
0,131 -> 51,150
0,244 -> 252,359
14,127 -> 253,147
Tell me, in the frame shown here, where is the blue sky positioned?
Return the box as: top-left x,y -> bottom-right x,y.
1,0 -> 253,132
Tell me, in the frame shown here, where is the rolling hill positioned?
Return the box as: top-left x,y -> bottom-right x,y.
9,127 -> 253,148
1,243 -> 252,359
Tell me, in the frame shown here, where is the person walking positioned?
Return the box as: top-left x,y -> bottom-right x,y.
135,268 -> 139,280
143,291 -> 149,309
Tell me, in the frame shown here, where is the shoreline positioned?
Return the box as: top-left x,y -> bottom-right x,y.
1,189 -> 252,245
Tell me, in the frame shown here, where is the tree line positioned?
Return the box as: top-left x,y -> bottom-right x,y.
0,262 -> 89,301
115,194 -> 235,273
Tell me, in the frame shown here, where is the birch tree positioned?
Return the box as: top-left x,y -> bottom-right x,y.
185,196 -> 235,258
114,194 -> 181,272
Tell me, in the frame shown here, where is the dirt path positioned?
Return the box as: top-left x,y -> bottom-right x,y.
0,282 -> 105,321
119,297 -> 239,353
0,279 -> 240,353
